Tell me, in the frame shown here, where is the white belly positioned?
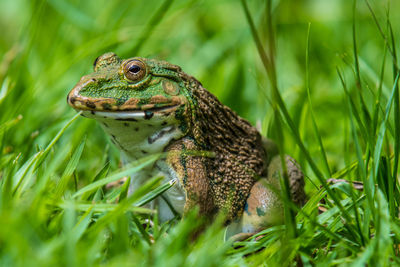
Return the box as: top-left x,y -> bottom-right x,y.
128,159 -> 186,222
82,110 -> 187,222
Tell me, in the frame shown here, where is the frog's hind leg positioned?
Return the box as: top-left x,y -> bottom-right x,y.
225,178 -> 283,240
226,155 -> 305,241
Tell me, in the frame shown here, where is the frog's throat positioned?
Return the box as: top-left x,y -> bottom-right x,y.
83,110 -> 185,162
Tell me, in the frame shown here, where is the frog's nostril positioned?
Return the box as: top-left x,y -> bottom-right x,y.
79,78 -> 96,88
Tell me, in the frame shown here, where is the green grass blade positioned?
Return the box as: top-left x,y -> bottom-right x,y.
71,205 -> 94,242
134,177 -> 175,206
117,176 -> 130,201
12,151 -> 42,195
241,0 -> 361,242
38,113 -> 82,166
364,0 -> 398,69
305,23 -> 331,177
240,0 -> 325,182
57,202 -> 154,214
53,137 -> 86,199
373,72 -> 399,179
352,0 -> 373,148
12,113 -> 81,196
86,175 -> 163,236
81,162 -> 110,201
240,0 -> 297,240
130,0 -> 174,55
130,213 -> 152,245
353,9 -> 373,133
72,153 -> 160,198
372,46 -> 387,136
388,22 -> 400,206
337,68 -> 368,144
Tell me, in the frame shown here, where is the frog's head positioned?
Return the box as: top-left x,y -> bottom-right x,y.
68,52 -> 193,134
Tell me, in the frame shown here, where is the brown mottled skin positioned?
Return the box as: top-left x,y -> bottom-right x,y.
166,64 -> 304,221
68,52 -> 306,238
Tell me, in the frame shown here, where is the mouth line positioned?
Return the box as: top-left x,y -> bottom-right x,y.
81,104 -> 179,120
72,102 -> 179,112
107,104 -> 179,113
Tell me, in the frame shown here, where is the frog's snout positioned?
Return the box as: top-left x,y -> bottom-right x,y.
67,75 -> 97,109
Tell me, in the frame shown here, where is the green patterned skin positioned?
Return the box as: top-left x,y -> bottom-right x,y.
68,52 -> 306,240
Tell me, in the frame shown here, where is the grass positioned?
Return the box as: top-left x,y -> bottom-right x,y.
1,0 -> 400,266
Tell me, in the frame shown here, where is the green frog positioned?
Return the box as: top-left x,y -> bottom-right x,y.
67,52 -> 305,240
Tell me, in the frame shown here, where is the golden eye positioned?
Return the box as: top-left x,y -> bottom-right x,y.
123,60 -> 146,82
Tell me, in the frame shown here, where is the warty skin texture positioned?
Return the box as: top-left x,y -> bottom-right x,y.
68,52 -> 306,238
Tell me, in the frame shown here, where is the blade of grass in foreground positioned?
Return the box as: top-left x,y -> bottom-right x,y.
57,203 -> 154,214
53,137 -> 86,199
339,69 -> 373,215
36,112 -> 83,169
12,112 -> 82,196
388,22 -> 400,212
86,175 -> 164,236
134,178 -> 176,206
352,190 -> 392,265
72,153 -> 160,198
365,2 -> 400,191
252,0 -> 297,243
240,0 -> 324,181
337,68 -> 368,146
130,0 -> 175,55
364,0 -> 398,69
305,23 -> 331,177
80,162 -> 110,201
240,0 -> 361,243
373,72 -> 399,179
352,0 -> 373,149
371,46 -> 387,136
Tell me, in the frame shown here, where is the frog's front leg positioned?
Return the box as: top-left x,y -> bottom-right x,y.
226,155 -> 305,241
164,137 -> 216,218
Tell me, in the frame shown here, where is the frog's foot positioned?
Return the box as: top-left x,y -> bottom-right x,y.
225,179 -> 284,241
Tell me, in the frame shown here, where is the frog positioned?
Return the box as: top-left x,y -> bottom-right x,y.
67,52 -> 306,240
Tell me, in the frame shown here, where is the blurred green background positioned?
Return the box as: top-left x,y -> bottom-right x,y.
1,0 -> 398,177
1,0 -> 400,265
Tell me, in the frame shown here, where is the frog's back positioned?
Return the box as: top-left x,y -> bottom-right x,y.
178,72 -> 267,220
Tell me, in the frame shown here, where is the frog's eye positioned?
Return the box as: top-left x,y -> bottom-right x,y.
123,60 -> 146,82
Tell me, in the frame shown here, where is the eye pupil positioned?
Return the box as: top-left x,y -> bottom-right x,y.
129,65 -> 141,74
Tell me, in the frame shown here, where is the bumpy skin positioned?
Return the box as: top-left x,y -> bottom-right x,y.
67,53 -> 306,237
175,73 -> 267,221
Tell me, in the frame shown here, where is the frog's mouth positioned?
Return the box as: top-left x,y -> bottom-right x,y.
68,91 -> 184,109
80,104 -> 181,121
67,89 -> 186,117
